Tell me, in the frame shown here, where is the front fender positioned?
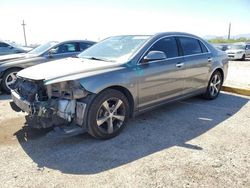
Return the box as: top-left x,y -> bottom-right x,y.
78,69 -> 137,100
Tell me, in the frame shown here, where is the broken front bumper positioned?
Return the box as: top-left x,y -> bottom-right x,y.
11,89 -> 89,128
11,89 -> 34,113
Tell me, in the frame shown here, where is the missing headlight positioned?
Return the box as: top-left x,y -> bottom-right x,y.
47,81 -> 89,100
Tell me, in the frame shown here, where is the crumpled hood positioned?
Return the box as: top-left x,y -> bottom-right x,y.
0,53 -> 37,63
226,49 -> 244,54
17,57 -> 121,82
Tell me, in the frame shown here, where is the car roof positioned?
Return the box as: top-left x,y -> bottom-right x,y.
57,40 -> 96,44
154,32 -> 202,38
112,32 -> 206,41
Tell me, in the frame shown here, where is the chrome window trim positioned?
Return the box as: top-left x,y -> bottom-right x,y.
137,34 -> 211,65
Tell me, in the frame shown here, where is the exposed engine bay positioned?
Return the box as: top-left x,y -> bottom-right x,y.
11,77 -> 92,129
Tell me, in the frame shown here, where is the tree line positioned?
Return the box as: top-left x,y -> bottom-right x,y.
208,37 -> 250,44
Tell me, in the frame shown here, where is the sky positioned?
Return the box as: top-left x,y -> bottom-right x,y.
0,0 -> 250,45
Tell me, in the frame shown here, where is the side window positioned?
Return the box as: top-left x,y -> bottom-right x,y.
148,37 -> 178,58
79,43 -> 93,51
51,43 -> 77,54
179,37 -> 202,55
0,42 -> 10,48
199,41 -> 208,53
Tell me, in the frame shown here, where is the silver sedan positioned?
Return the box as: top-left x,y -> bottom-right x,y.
11,32 -> 228,139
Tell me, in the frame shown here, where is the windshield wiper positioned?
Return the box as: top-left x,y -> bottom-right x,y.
83,56 -> 115,62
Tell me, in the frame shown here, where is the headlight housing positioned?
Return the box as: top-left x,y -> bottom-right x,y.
47,81 -> 89,99
236,51 -> 244,54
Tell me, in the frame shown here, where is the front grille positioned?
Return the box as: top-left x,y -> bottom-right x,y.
14,78 -> 48,102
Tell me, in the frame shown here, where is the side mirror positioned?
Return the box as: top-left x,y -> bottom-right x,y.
8,46 -> 14,49
142,51 -> 167,63
48,48 -> 57,57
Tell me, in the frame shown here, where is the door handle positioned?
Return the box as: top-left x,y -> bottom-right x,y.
176,62 -> 184,68
208,57 -> 212,62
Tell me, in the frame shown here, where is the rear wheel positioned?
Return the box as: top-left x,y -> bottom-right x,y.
1,68 -> 21,94
203,71 -> 223,100
87,89 -> 129,139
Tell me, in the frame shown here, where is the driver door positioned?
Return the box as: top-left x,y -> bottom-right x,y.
137,37 -> 185,110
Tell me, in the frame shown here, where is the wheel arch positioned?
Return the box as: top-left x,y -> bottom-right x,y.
98,85 -> 135,118
1,67 -> 23,78
209,66 -> 224,84
214,68 -> 224,83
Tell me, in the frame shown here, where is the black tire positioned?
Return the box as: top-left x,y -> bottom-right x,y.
87,89 -> 129,139
203,71 -> 223,100
1,68 -> 22,94
241,54 -> 246,61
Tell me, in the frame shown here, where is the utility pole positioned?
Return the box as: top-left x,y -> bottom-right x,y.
21,20 -> 27,46
228,22 -> 231,40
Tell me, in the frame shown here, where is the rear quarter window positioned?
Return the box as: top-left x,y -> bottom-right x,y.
199,41 -> 209,53
179,37 -> 202,55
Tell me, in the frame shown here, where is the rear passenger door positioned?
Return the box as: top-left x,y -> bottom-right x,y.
177,37 -> 211,94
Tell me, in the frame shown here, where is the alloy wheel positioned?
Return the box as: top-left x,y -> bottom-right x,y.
5,72 -> 18,90
96,97 -> 126,134
209,74 -> 221,97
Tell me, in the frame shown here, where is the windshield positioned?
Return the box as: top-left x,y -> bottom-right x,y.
78,35 -> 151,62
229,45 -> 245,50
28,41 -> 59,55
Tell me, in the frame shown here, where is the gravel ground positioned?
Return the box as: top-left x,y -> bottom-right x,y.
0,92 -> 250,188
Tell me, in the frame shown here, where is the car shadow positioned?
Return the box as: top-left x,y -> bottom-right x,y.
14,93 -> 249,174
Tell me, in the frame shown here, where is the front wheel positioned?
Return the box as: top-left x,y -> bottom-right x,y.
87,89 -> 129,139
203,71 -> 223,100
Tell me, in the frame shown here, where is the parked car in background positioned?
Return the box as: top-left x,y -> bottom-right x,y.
213,44 -> 229,51
0,41 -> 32,56
10,32 -> 228,139
0,52 -> 30,62
226,42 -> 250,60
0,40 -> 95,93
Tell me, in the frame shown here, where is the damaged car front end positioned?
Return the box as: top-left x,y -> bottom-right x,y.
11,77 -> 93,129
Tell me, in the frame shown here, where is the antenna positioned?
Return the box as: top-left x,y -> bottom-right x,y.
228,22 -> 231,40
21,20 -> 27,46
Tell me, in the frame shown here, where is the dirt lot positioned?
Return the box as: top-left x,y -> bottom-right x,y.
0,90 -> 250,188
